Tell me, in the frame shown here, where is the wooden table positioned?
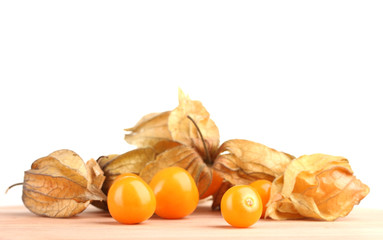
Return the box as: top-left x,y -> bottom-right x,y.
1,202 -> 382,240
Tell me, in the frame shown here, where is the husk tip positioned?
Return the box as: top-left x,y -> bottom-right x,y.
5,182 -> 23,194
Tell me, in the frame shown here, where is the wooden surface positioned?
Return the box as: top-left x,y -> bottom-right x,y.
1,202 -> 382,240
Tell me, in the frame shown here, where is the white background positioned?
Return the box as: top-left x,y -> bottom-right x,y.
1,1 -> 382,209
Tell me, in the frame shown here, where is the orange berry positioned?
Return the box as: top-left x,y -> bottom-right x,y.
149,167 -> 199,219
250,179 -> 272,217
113,172 -> 139,183
200,169 -> 223,199
107,176 -> 156,224
221,185 -> 263,228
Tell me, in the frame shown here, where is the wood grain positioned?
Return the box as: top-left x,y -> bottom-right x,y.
0,202 -> 382,240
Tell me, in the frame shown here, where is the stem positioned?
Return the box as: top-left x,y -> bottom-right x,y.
187,115 -> 212,164
5,183 -> 23,194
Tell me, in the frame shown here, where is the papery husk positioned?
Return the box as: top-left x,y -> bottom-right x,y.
264,175 -> 302,220
124,111 -> 172,148
124,89 -> 220,163
102,148 -> 156,178
96,154 -> 119,169
168,89 -> 220,161
266,154 -> 370,221
22,150 -> 106,217
213,139 -> 293,185
152,140 -> 182,154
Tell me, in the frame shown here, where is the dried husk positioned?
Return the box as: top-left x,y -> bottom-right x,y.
96,154 -> 119,169
124,90 -> 220,163
168,89 -> 220,161
264,175 -> 302,219
124,111 -> 172,148
100,148 -> 155,191
151,140 -> 182,154
122,89 -> 219,197
22,150 -> 106,217
213,139 -> 293,185
266,154 -> 370,221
